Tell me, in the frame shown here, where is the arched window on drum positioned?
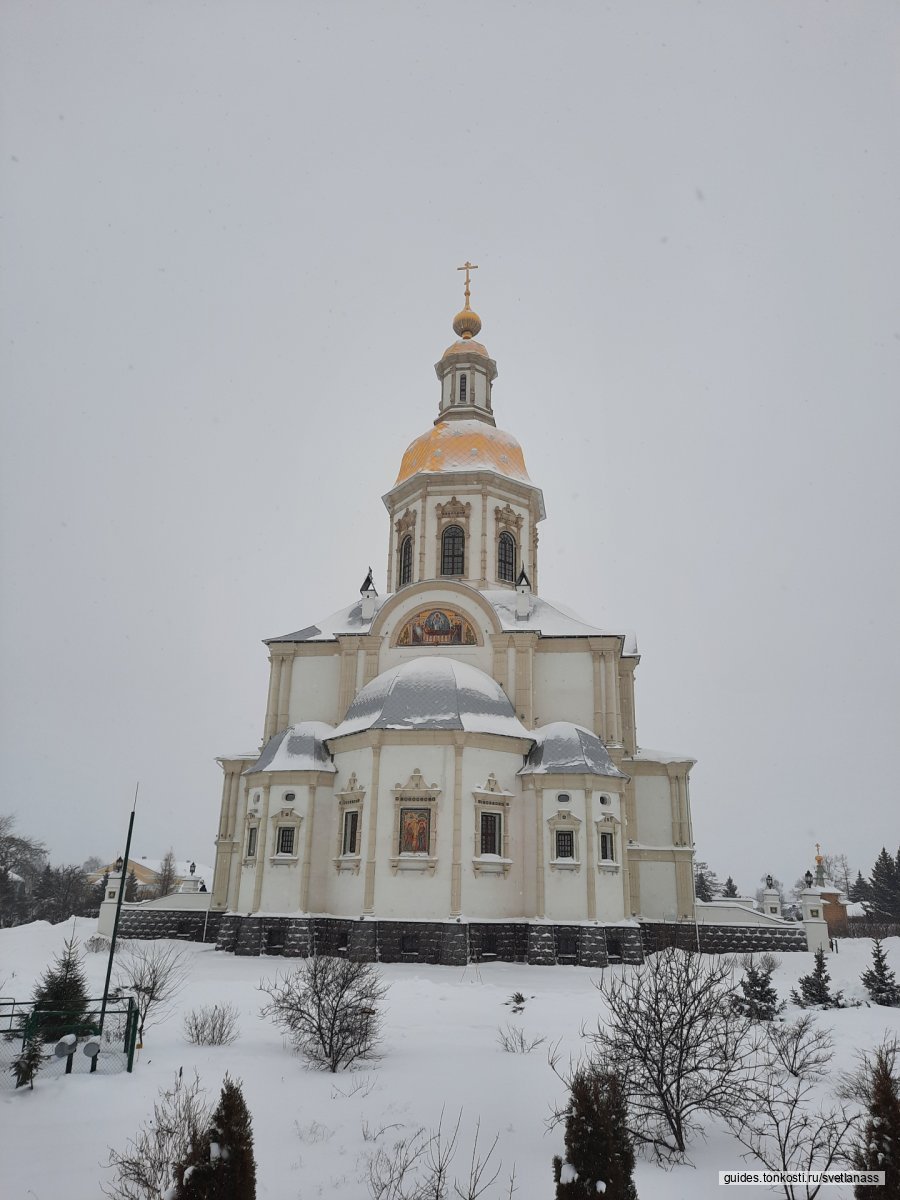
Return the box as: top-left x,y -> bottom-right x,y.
398,535 -> 413,588
441,525 -> 465,576
497,531 -> 516,583
458,374 -> 467,404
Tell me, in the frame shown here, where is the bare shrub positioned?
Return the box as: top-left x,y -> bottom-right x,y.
115,942 -> 189,1045
183,1002 -> 240,1046
763,1015 -> 833,1081
85,934 -> 111,953
730,1082 -> 858,1200
259,955 -> 387,1072
366,1111 -> 515,1200
496,1023 -> 546,1054
739,951 -> 781,974
103,1071 -> 209,1200
588,946 -> 761,1160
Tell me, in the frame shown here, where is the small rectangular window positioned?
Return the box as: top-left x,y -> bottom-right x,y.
480,812 -> 500,855
555,830 -> 575,860
277,826 -> 295,856
599,831 -> 615,861
246,827 -> 258,858
342,810 -> 360,855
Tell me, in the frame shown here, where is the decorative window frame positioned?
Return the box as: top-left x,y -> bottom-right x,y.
472,773 -> 512,876
269,806 -> 301,864
390,768 -> 440,874
595,814 -> 621,872
243,815 -> 260,865
548,810 -> 582,871
435,497 -> 471,577
395,508 -> 417,588
334,772 -> 365,874
494,504 -> 523,585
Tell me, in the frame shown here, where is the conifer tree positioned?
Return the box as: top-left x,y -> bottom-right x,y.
852,1047 -> 900,1199
867,847 -> 900,920
849,870 -> 871,903
861,940 -> 900,1008
552,1067 -> 638,1200
177,1074 -> 256,1199
694,870 -> 713,902
124,868 -> 139,902
30,934 -> 90,1041
10,1037 -> 45,1089
734,959 -> 782,1020
791,947 -> 844,1009
722,876 -> 739,898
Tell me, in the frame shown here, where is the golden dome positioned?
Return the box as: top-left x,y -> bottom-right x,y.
440,338 -> 490,359
452,303 -> 482,340
396,419 -> 531,485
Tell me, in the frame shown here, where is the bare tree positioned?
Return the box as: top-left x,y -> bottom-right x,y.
103,1071 -> 209,1200
154,849 -> 178,899
115,942 -> 188,1045
588,946 -> 761,1160
259,955 -> 387,1072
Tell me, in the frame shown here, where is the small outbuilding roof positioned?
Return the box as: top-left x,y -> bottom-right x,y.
519,722 -> 627,779
331,656 -> 531,740
245,722 -> 337,775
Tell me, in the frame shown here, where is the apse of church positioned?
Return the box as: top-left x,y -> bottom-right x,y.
208,267 -> 701,965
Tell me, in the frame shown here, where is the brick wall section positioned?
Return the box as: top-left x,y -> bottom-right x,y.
642,921 -> 808,955
469,924 -> 529,963
117,909 -> 224,944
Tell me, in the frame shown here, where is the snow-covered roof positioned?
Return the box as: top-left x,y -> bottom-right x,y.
267,591 -> 638,654
330,656 -> 531,740
245,722 -> 337,775
630,747 -> 697,765
519,722 -> 627,779
134,857 -> 214,882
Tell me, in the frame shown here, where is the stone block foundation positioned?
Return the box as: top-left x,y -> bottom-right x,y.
108,910 -> 810,965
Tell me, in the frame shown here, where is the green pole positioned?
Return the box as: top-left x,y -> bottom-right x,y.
99,785 -> 138,1034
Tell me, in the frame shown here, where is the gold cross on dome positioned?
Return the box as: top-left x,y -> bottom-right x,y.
457,260 -> 478,303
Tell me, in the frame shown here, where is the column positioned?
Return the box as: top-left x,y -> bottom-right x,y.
363,740 -> 382,913
252,784 -> 271,911
299,784 -> 316,912
535,787 -> 545,918
450,740 -> 464,915
480,487 -> 488,583
264,655 -> 281,741
276,650 -> 293,731
591,649 -> 604,738
584,789 -> 597,920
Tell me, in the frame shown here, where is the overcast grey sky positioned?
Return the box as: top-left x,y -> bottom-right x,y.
1,1 -> 898,894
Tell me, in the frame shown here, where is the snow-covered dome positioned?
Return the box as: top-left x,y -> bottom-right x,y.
519,722 -> 627,778
331,656 -> 531,740
245,722 -> 336,774
395,419 -> 531,484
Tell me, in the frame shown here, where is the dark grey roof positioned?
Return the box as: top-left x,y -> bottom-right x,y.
331,656 -> 531,740
244,722 -> 336,775
519,722 -> 627,778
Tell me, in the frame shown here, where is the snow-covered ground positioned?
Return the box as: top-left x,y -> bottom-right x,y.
1,919 -> 897,1199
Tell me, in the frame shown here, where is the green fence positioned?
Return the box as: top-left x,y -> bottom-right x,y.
0,996 -> 139,1085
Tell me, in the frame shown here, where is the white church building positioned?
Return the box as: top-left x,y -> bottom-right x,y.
117,271 -> 805,964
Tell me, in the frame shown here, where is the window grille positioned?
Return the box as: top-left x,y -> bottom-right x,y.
342,810 -> 359,856
555,829 -> 575,859
498,532 -> 516,582
441,525 -> 465,575
246,827 -> 257,857
277,826 -> 295,856
599,831 -> 615,861
480,812 -> 500,855
399,535 -> 413,587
